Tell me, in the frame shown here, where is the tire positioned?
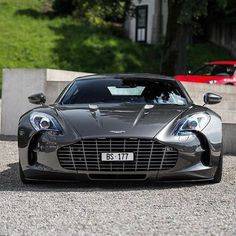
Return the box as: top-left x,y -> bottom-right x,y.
19,162 -> 32,184
212,155 -> 223,183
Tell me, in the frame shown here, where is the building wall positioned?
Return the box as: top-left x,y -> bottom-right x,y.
126,0 -> 157,44
161,0 -> 168,36
125,0 -> 168,44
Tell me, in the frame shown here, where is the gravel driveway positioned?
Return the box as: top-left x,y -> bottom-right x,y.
0,140 -> 236,235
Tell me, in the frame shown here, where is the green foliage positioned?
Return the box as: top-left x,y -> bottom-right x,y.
0,0 -> 158,96
52,0 -> 132,23
209,0 -> 236,23
161,0 -> 235,74
52,0 -> 75,15
51,22 -> 161,74
0,0 -> 233,96
176,0 -> 234,24
187,43 -> 232,70
180,0 -> 208,24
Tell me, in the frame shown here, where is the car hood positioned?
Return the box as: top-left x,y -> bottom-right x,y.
56,103 -> 189,139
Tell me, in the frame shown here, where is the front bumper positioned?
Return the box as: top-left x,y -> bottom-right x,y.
19,132 -> 220,182
22,164 -> 215,182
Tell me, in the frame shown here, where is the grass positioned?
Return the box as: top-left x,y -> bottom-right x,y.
0,0 -> 234,96
0,0 -> 160,96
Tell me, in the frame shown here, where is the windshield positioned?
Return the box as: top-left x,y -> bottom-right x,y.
193,64 -> 236,76
60,77 -> 188,105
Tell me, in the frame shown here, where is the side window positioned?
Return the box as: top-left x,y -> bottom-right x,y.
211,65 -> 235,76
193,65 -> 214,75
194,64 -> 236,76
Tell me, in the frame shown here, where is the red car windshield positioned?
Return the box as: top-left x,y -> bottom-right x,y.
193,64 -> 236,76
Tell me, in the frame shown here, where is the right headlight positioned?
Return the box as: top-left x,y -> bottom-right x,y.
173,112 -> 210,136
30,112 -> 63,134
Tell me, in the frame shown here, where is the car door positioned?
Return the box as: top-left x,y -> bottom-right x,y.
175,74 -> 212,83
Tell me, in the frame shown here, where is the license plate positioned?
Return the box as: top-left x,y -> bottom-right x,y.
101,153 -> 134,161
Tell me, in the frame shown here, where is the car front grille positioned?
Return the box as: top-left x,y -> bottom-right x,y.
57,138 -> 178,172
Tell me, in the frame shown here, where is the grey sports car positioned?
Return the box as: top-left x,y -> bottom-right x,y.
18,74 -> 223,183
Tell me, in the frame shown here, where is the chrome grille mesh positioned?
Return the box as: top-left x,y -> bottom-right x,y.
57,138 -> 178,172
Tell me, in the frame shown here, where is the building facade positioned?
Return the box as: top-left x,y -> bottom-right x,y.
125,0 -> 168,44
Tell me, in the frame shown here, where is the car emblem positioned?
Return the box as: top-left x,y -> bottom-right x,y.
110,130 -> 126,134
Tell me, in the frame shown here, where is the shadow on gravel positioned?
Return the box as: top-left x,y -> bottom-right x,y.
0,135 -> 17,142
0,162 -> 211,192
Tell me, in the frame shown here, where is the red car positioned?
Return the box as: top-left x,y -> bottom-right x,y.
175,61 -> 236,85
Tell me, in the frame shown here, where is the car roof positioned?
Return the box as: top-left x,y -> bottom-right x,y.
207,61 -> 236,65
75,73 -> 176,81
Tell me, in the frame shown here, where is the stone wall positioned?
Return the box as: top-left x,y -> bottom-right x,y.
1,69 -> 236,154
1,69 -> 92,135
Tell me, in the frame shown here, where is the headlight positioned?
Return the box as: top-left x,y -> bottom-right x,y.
30,112 -> 63,133
174,113 -> 210,136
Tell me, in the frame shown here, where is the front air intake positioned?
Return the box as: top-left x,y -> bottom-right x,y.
57,138 -> 178,172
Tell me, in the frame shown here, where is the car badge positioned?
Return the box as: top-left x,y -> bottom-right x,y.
110,130 -> 126,134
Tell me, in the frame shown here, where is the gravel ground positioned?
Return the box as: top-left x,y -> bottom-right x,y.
0,141 -> 236,236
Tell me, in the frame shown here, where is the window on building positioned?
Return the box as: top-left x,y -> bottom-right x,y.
136,5 -> 148,43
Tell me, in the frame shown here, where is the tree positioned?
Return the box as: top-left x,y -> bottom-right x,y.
160,0 -> 235,75
161,0 -> 208,75
52,0 -> 132,24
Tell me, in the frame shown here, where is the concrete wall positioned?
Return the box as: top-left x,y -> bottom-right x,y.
182,82 -> 236,154
222,123 -> 236,154
1,69 -> 236,154
125,0 -> 168,44
183,82 -> 236,123
1,69 -> 92,135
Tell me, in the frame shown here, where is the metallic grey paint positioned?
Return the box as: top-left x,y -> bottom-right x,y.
18,74 -> 223,182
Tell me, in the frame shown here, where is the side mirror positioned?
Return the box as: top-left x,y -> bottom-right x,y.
204,93 -> 222,105
28,93 -> 46,105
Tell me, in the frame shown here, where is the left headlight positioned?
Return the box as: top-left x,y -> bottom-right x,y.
30,112 -> 63,133
174,112 -> 210,136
